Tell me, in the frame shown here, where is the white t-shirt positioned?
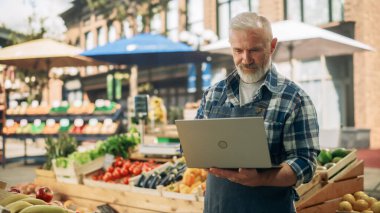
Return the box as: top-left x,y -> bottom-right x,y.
239,79 -> 264,106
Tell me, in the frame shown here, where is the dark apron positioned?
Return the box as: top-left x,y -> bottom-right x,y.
204,91 -> 296,213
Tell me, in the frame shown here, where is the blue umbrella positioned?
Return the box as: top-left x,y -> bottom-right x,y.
81,33 -> 210,67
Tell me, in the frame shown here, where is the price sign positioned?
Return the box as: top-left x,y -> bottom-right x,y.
60,119 -> 70,127
52,101 -> 60,108
103,154 -> 115,170
74,119 -> 84,127
89,118 -> 98,126
61,101 -> 69,107
31,100 -> 39,108
5,119 -> 14,127
103,118 -> 113,127
9,101 -> 18,109
73,100 -> 82,108
20,119 -> 28,127
34,119 -> 42,127
46,119 -> 55,127
134,95 -> 149,118
95,99 -> 105,108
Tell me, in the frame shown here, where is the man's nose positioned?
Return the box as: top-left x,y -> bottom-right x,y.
242,51 -> 253,64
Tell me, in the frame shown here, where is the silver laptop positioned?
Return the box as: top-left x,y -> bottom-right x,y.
175,117 -> 280,169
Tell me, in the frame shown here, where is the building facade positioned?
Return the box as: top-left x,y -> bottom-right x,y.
61,0 -> 380,148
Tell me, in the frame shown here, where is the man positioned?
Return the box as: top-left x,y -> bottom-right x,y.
196,12 -> 320,213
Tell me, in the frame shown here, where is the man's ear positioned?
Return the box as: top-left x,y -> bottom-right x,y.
270,38 -> 278,54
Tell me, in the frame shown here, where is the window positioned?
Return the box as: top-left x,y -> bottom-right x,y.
217,0 -> 260,39
97,27 -> 106,47
166,0 -> 179,41
136,15 -> 143,33
187,0 -> 204,34
151,13 -> 162,34
123,20 -> 133,38
284,0 -> 344,25
85,31 -> 94,50
108,23 -> 117,43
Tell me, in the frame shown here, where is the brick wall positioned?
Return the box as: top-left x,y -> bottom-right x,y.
345,0 -> 380,148
259,0 -> 284,22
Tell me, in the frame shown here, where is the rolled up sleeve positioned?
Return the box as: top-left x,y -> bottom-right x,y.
283,95 -> 320,187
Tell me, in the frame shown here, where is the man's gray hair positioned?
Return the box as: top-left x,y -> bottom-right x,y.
229,12 -> 273,41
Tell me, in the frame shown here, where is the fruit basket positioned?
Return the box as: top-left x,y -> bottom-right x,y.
316,148 -> 357,181
52,156 -> 105,184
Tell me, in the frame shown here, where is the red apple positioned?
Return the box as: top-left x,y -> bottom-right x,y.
35,186 -> 54,202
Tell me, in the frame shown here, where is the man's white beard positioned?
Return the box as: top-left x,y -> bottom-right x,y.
237,59 -> 271,83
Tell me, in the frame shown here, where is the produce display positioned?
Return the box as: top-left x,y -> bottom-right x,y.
5,100 -> 119,116
148,96 -> 167,124
164,167 -> 207,195
43,134 -> 77,170
50,101 -> 69,114
134,159 -> 187,189
337,191 -> 380,213
67,100 -> 95,114
90,158 -> 159,184
26,101 -> 50,115
317,148 -> 351,169
94,99 -> 118,114
3,119 -> 119,135
0,184 -> 75,213
2,119 -> 19,134
30,119 -> 45,134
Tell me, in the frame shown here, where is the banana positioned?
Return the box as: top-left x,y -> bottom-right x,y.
20,197 -> 47,205
5,200 -> 32,213
19,205 -> 73,213
0,194 -> 29,206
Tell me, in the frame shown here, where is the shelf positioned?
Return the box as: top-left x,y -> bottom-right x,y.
3,133 -> 114,141
5,108 -> 123,122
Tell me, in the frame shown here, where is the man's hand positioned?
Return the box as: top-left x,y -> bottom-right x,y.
208,168 -> 265,187
208,163 -> 297,187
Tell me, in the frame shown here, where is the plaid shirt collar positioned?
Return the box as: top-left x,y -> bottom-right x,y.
225,63 -> 286,105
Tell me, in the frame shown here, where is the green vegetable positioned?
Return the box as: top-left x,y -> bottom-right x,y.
317,149 -> 332,165
331,148 -> 350,158
43,134 -> 77,170
99,127 -> 140,158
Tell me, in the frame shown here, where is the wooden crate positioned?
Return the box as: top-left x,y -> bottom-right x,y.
296,160 -> 364,213
296,173 -> 322,197
317,149 -> 357,181
35,177 -> 204,213
52,156 -> 105,184
35,168 -> 56,179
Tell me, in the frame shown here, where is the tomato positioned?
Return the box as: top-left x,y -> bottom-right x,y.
112,169 -> 121,180
107,166 -> 114,173
114,160 -> 123,167
120,168 -> 129,177
122,177 -> 129,184
132,166 -> 142,176
102,172 -> 113,182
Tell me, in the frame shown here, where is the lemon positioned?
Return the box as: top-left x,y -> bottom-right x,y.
342,193 -> 356,205
338,201 -> 353,211
353,199 -> 369,212
366,197 -> 378,207
372,201 -> 380,213
354,191 -> 368,200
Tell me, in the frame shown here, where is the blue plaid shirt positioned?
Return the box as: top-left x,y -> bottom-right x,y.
196,64 -> 320,187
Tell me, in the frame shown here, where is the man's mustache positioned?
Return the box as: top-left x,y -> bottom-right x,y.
239,63 -> 258,69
